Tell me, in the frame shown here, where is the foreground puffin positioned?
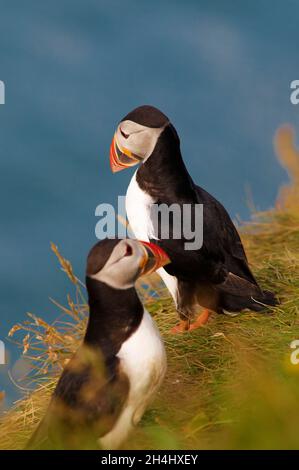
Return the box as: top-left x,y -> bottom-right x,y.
110,105 -> 278,333
26,238 -> 169,450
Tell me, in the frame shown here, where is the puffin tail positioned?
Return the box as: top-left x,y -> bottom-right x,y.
250,289 -> 279,312
221,288 -> 279,314
216,272 -> 279,313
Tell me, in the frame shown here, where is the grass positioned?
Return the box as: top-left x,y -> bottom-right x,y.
0,126 -> 299,450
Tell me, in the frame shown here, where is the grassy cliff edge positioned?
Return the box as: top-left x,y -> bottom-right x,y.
1,126 -> 299,450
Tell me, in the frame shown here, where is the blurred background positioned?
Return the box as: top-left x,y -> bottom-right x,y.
1,0 -> 299,404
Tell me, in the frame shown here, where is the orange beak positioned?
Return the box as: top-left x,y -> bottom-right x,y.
138,241 -> 170,277
110,134 -> 143,173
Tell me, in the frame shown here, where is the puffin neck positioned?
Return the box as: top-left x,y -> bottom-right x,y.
136,124 -> 195,201
84,277 -> 144,358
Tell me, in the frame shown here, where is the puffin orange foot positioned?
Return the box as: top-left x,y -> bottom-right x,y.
170,320 -> 190,334
188,309 -> 212,332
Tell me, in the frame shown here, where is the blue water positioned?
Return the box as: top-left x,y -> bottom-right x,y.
1,0 -> 299,404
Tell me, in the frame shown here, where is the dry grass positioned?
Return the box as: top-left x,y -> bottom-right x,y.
1,126 -> 299,450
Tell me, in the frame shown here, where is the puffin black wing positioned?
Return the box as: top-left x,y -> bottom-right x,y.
194,185 -> 278,309
152,184 -> 277,310
26,347 -> 129,450
194,185 -> 257,284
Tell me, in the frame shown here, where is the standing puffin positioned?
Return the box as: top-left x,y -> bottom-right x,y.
26,238 -> 169,450
110,105 -> 278,333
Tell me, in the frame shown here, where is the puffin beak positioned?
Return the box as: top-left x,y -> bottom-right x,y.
138,241 -> 170,277
110,134 -> 143,173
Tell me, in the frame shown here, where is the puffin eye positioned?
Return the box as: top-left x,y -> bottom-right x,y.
120,127 -> 129,139
124,244 -> 133,256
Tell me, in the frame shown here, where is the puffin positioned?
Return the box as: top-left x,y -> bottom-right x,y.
109,105 -> 278,333
26,238 -> 169,450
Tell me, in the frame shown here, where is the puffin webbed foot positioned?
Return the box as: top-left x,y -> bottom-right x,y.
170,320 -> 190,334
170,309 -> 212,334
188,309 -> 211,331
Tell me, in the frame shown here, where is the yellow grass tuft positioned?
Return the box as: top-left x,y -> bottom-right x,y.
275,125 -> 299,210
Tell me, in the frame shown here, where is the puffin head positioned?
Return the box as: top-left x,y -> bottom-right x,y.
110,105 -> 176,172
86,238 -> 170,289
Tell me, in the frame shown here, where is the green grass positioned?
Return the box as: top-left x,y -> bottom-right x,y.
1,127 -> 299,450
